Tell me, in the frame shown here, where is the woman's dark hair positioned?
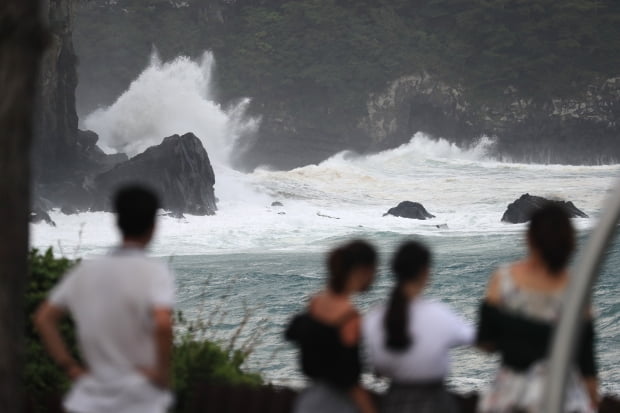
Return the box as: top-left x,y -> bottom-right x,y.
327,240 -> 377,294
528,203 -> 576,274
114,185 -> 160,238
385,241 -> 431,352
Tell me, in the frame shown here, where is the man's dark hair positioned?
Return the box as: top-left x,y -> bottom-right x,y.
528,203 -> 575,274
114,185 -> 160,238
327,240 -> 377,294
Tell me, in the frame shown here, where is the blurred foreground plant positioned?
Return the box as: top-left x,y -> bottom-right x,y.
24,248 -> 76,411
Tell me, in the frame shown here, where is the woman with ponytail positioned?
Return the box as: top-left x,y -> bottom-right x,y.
363,241 -> 473,413
286,240 -> 378,413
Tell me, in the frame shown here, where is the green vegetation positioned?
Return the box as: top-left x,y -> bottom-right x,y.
173,312 -> 262,411
24,248 -> 260,412
75,0 -> 620,114
25,249 -> 76,410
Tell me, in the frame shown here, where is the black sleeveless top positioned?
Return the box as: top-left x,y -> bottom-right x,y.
285,311 -> 361,389
477,301 -> 597,376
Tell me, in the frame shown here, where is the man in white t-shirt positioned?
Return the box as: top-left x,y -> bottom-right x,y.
35,186 -> 175,413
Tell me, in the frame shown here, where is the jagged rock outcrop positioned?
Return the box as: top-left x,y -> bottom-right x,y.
75,129 -> 128,170
383,201 -> 435,220
27,2 -> 218,218
362,74 -> 620,164
361,73 -> 473,147
501,194 -> 588,224
31,0 -> 128,218
33,0 -> 79,182
32,128 -> 128,215
93,133 -> 217,216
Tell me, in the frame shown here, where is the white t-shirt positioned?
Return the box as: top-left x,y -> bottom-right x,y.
362,297 -> 474,382
49,248 -> 175,413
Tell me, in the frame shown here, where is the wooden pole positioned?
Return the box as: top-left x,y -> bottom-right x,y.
0,1 -> 48,411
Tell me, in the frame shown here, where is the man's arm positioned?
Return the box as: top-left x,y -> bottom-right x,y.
34,301 -> 85,380
139,308 -> 173,389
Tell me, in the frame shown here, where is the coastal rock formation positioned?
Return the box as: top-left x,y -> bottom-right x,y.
31,129 -> 127,215
93,133 -> 217,216
75,129 -> 128,170
501,194 -> 588,224
361,73 -> 473,147
383,201 -> 435,220
30,0 -> 129,218
33,0 -> 79,182
362,74 -> 620,164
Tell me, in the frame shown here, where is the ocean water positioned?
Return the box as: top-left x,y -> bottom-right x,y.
32,53 -> 620,395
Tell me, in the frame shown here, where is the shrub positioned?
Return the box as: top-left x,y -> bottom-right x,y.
24,248 -> 76,411
173,337 -> 262,411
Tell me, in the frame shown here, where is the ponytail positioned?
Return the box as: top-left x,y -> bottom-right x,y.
384,241 -> 431,352
385,282 -> 412,351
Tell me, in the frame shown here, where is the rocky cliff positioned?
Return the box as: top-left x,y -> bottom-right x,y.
33,0 -> 79,182
32,0 -> 218,217
362,74 -> 620,164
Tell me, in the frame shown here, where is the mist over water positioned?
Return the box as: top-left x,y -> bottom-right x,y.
35,51 -> 620,394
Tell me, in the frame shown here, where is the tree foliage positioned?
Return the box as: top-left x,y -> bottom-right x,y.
75,0 -> 620,115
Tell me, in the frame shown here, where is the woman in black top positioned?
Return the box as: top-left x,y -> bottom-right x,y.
477,204 -> 598,412
286,240 -> 377,413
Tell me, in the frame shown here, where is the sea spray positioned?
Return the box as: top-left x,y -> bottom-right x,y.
84,51 -> 258,166
84,50 -> 265,207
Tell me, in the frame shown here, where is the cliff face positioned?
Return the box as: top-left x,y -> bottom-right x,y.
361,74 -> 620,164
34,0 -> 79,182
32,0 -> 219,217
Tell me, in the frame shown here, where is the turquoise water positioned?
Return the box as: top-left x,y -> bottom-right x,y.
170,232 -> 620,395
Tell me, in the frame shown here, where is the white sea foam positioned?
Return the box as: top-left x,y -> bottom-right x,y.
32,132 -> 620,257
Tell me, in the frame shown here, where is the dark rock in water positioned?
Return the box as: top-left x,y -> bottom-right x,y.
501,194 -> 588,224
271,201 -> 284,207
93,133 -> 217,216
30,208 -> 56,227
278,212 -> 286,215
383,201 -> 435,220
